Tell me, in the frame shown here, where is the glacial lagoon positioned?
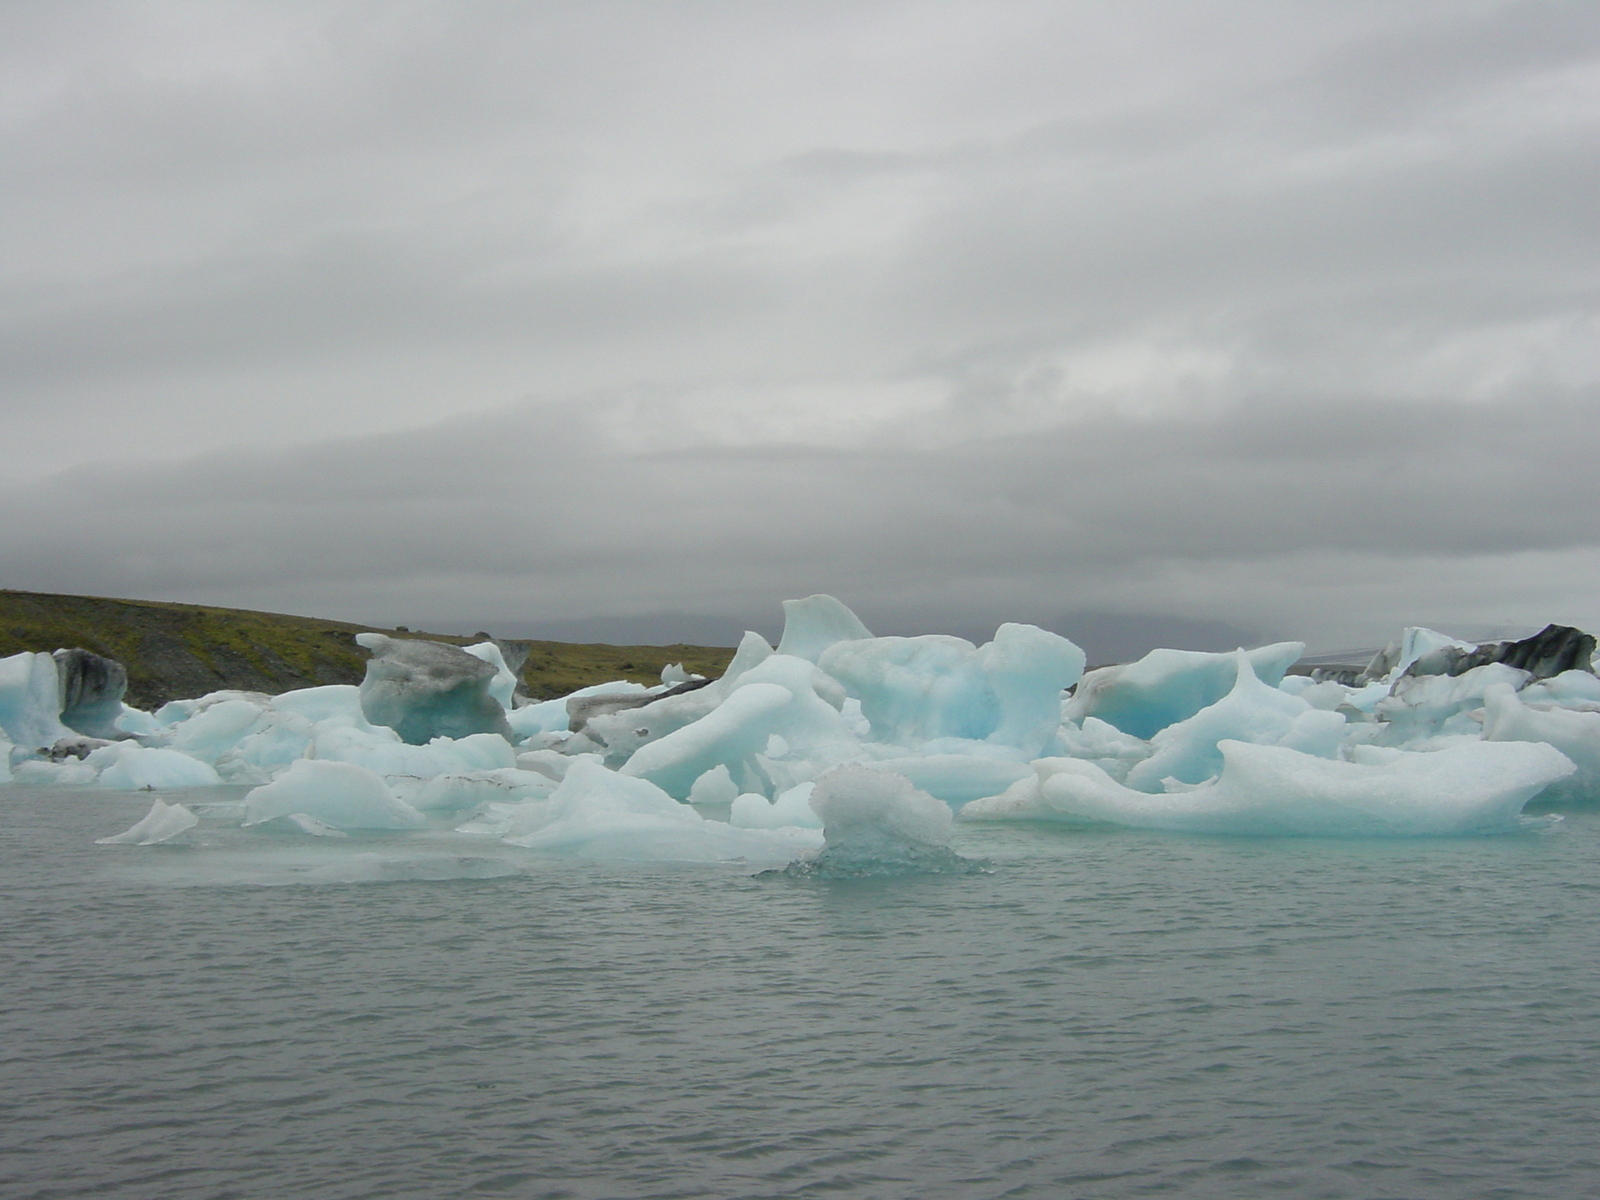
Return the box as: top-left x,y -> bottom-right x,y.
3,784 -> 1597,1200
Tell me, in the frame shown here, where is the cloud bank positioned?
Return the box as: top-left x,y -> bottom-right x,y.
2,2 -> 1597,657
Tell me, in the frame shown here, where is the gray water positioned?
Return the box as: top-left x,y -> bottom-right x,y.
3,785 -> 1597,1200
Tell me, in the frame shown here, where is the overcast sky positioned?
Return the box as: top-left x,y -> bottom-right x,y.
2,1 -> 1597,658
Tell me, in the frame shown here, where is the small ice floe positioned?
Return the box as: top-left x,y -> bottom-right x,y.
772,764 -> 985,878
95,798 -> 200,846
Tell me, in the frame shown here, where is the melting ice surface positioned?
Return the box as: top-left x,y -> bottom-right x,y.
771,764 -> 986,878
4,598 -> 1599,879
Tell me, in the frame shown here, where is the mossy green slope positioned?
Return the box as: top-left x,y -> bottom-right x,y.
0,590 -> 734,709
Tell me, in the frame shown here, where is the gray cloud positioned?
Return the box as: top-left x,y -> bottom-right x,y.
1,2 -> 1596,657
5,385 -> 1599,656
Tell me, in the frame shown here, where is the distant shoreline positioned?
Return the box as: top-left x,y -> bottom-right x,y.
0,590 -> 735,707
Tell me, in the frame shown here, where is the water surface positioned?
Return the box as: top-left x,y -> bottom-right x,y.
3,785 -> 1597,1199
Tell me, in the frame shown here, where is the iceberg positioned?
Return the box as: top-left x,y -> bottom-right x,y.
1376,663 -> 1530,746
462,641 -> 520,711
618,681 -> 794,797
95,798 -> 199,845
7,592 -> 1598,869
1121,651 -> 1346,792
731,781 -> 822,829
355,633 -> 514,745
818,623 -> 1082,754
1064,642 -> 1305,740
774,594 -> 874,662
54,648 -> 129,739
243,759 -> 428,830
506,758 -> 817,862
777,764 -> 983,876
0,651 -> 75,750
963,739 -> 1574,836
1482,682 -> 1600,807
89,743 -> 222,790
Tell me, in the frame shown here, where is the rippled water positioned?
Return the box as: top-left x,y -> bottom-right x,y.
4,785 -> 1598,1199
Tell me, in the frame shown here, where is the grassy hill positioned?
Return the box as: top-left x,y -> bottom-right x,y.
0,590 -> 736,709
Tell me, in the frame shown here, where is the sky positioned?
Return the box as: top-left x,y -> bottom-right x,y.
2,0 -> 1597,660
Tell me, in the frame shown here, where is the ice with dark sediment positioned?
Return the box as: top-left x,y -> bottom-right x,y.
355,633 -> 515,745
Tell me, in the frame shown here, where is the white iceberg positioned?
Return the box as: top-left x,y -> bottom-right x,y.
243,759 -> 428,830
1064,642 -> 1305,740
506,758 -> 817,862
95,798 -> 200,845
89,743 -> 222,790
779,764 -> 982,876
963,739 -> 1574,836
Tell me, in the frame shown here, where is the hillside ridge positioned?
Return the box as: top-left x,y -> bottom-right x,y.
0,590 -> 735,708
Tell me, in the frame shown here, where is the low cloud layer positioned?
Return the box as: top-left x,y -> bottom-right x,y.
2,3 -> 1597,657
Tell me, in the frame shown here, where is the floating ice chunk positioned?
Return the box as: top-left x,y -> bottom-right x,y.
13,757 -> 99,785
577,681 -> 724,765
863,754 -> 1032,807
781,765 -> 981,876
54,649 -> 128,739
814,622 -> 1081,756
515,747 -> 588,780
166,698 -> 268,764
1518,670 -> 1600,710
1482,682 -> 1600,807
1122,652 -> 1345,792
1376,663 -> 1530,745
507,758 -> 816,862
1276,709 -> 1349,758
114,705 -> 162,737
215,710 -> 314,782
0,651 -> 74,750
243,759 -> 427,830
614,654 -> 862,797
820,636 -> 997,745
1056,717 -> 1151,782
1384,625 -> 1595,682
506,697 -> 573,738
731,782 -> 822,829
152,689 -> 272,728
310,727 -> 516,778
963,739 -> 1574,836
618,682 -> 792,797
689,764 -> 740,806
708,631 -> 775,698
355,633 -> 513,745
95,799 -> 199,845
269,685 -> 372,726
1064,642 -> 1306,741
775,595 -> 874,663
1284,677 -> 1388,716
661,662 -> 704,686
462,641 -> 519,711
978,623 -> 1086,754
730,655 -> 856,734
90,743 -> 222,790
390,768 -> 556,814
1341,681 -> 1391,714
1379,627 -> 1480,680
